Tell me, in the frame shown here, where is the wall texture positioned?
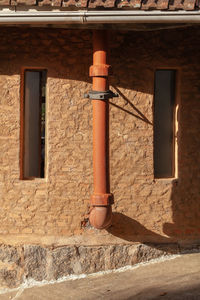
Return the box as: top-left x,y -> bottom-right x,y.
0,26 -> 200,288
0,0 -> 198,10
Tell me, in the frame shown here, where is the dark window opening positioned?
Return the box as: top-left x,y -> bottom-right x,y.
22,70 -> 46,179
154,70 -> 176,178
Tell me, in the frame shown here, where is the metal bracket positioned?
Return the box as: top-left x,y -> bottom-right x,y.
84,90 -> 118,101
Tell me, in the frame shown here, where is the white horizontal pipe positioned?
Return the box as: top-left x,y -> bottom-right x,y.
0,10 -> 200,24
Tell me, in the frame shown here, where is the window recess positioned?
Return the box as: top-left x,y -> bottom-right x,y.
21,70 -> 47,179
154,70 -> 176,179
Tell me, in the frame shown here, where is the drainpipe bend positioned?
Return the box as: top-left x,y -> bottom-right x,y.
89,205 -> 112,230
89,30 -> 113,230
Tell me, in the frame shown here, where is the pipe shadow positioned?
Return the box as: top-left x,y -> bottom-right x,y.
110,86 -> 153,126
1,26 -> 200,246
109,27 -> 200,245
107,212 -> 174,244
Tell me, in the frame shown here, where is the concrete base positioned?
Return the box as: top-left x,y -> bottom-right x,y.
1,252 -> 200,299
0,242 -> 199,289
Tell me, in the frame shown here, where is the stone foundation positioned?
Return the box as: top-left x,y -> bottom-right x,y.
0,242 -> 199,289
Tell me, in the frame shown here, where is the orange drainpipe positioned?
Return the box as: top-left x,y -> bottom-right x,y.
89,30 -> 114,229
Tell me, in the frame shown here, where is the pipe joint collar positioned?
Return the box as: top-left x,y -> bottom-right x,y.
90,64 -> 111,77
90,193 -> 114,206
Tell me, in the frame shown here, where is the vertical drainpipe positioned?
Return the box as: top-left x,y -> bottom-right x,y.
89,30 -> 114,229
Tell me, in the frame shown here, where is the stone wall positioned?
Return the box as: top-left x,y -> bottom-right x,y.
0,243 -> 185,288
0,26 -> 200,287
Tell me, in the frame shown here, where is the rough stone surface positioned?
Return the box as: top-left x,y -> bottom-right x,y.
24,245 -> 47,281
136,244 -> 179,263
0,242 -> 198,289
51,246 -> 78,279
0,245 -> 22,288
0,243 -> 184,289
0,242 -> 199,289
106,245 -> 138,269
78,246 -> 106,273
2,253 -> 200,300
0,245 -> 21,264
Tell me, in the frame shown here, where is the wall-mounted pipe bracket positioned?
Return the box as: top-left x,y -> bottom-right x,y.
84,90 -> 118,100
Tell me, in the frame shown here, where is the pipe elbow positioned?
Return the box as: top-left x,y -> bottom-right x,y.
89,206 -> 112,230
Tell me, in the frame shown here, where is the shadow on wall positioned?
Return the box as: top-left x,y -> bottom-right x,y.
1,26 -> 200,244
107,212 -> 174,244
109,86 -> 153,126
107,69 -> 200,245
107,81 -> 200,245
106,27 -> 200,245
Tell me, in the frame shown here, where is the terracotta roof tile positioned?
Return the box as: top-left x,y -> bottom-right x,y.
0,0 -> 198,10
10,0 -> 36,5
117,0 -> 141,9
62,0 -> 87,8
169,0 -> 196,10
0,0 -> 10,4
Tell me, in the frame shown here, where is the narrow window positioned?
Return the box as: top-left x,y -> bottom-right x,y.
154,70 -> 176,178
21,70 -> 46,179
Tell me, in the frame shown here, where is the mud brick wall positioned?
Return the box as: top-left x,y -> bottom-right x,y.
0,26 -> 200,250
